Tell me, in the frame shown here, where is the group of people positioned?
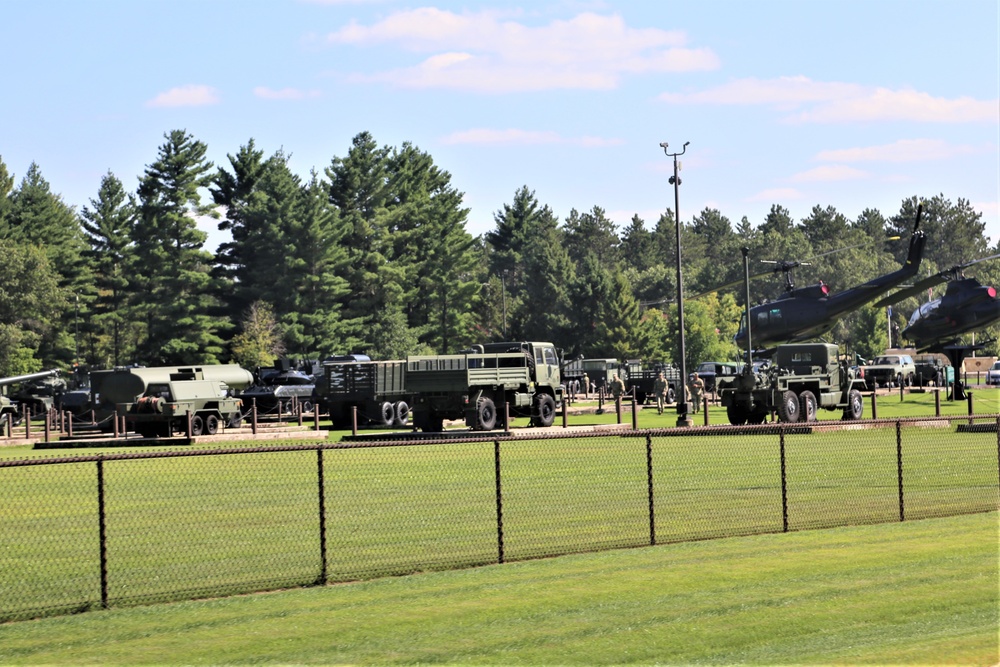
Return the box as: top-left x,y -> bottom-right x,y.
605,371 -> 707,415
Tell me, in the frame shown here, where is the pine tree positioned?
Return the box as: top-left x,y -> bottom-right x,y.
80,171 -> 138,366
133,129 -> 227,364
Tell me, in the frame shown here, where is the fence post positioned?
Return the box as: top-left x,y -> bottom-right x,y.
871,392 -> 878,420
314,405 -> 320,432
646,434 -> 655,546
935,388 -> 941,416
896,420 -> 905,522
703,397 -> 709,426
25,408 -> 31,440
899,380 -> 904,402
251,401 -> 258,435
615,397 -> 621,424
967,391 -> 974,425
351,406 -> 358,437
316,448 -> 327,585
562,396 -> 568,429
631,392 -> 637,430
96,457 -> 109,609
504,402 -> 510,435
67,411 -> 73,438
111,410 -> 117,440
494,440 -> 504,564
44,410 -> 50,443
779,425 -> 788,533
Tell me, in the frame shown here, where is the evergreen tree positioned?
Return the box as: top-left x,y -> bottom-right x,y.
565,252 -> 613,356
133,129 -> 227,364
562,205 -> 620,267
600,271 -> 643,361
0,241 -> 65,374
0,156 -> 13,233
80,171 -> 138,366
619,214 -> 656,273
518,213 -> 574,342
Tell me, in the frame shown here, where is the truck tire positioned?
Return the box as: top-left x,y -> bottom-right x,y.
393,401 -> 410,427
726,403 -> 748,425
777,390 -> 800,423
748,408 -> 768,424
379,401 -> 394,427
191,414 -> 205,436
475,397 -> 497,431
227,411 -> 243,429
843,389 -> 864,420
798,390 -> 817,422
205,414 -> 219,435
532,394 -> 556,427
667,387 -> 676,404
635,390 -> 647,405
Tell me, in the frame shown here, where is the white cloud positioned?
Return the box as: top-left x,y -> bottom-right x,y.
815,138 -> 982,163
440,128 -> 623,147
253,86 -> 322,100
328,9 -> 720,92
145,84 -> 220,108
660,76 -> 999,123
790,165 -> 869,183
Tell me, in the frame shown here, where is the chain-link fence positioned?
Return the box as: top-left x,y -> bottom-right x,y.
1,416 -> 997,622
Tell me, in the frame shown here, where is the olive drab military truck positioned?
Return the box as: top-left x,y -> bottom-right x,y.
623,360 -> 682,404
96,365 -> 254,437
719,343 -> 867,425
315,355 -> 410,428
405,341 -> 563,432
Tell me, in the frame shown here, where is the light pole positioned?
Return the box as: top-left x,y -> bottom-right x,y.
661,141 -> 693,427
501,270 -> 508,340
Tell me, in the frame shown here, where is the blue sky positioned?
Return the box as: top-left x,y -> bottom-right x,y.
2,0 -> 998,252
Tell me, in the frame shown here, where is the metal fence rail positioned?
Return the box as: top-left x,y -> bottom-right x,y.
1,416 -> 997,622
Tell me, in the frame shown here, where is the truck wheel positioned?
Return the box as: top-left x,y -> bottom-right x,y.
843,389 -> 864,420
379,401 -> 394,427
635,391 -> 647,404
798,390 -> 817,422
204,414 -> 219,435
777,390 -> 800,423
667,387 -> 676,404
475,397 -> 497,431
532,394 -> 556,427
191,415 -> 204,436
300,400 -> 314,415
227,412 -> 243,429
393,401 -> 410,426
895,373 -> 903,388
748,408 -> 768,424
726,403 -> 748,425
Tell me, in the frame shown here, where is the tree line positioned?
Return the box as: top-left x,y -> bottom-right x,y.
1,128 -> 996,378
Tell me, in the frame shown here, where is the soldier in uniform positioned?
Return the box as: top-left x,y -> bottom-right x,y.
582,373 -> 590,399
610,373 -> 626,403
653,372 -> 668,415
689,372 -> 705,413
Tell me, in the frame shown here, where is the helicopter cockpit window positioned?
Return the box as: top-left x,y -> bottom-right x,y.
909,301 -> 939,326
756,311 -> 768,326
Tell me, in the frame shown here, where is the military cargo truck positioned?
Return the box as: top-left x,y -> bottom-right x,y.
406,341 -> 563,432
315,355 -> 410,428
719,343 -> 866,425
623,360 -> 682,404
97,365 -> 253,437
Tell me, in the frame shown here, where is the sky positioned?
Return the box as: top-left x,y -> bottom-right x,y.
2,0 -> 998,253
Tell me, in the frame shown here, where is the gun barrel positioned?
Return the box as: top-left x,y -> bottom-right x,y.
0,369 -> 60,388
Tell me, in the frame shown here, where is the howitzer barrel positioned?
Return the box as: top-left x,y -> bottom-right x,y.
100,365 -> 254,405
0,369 -> 60,388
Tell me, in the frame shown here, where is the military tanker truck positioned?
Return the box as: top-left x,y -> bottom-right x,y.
0,370 -> 61,428
405,341 -> 563,432
96,365 -> 253,437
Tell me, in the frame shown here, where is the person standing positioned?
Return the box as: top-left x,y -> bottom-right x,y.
653,372 -> 668,415
689,372 -> 705,413
610,373 -> 625,402
582,373 -> 590,399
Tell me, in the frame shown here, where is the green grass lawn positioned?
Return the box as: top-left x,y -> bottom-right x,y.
0,511 -> 994,665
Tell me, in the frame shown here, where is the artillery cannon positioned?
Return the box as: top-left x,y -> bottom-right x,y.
94,365 -> 253,437
0,369 -> 61,427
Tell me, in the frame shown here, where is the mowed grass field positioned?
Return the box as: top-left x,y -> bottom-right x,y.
0,511 -> 995,665
1,419 -> 996,624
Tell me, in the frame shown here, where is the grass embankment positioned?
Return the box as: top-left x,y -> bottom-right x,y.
0,511 -> 995,665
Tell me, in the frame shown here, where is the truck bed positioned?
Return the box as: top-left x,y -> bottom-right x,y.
406,353 -> 532,393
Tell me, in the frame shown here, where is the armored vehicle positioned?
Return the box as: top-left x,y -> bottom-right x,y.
6,370 -> 65,418
719,343 -> 867,425
97,365 -> 253,437
406,341 -> 563,432
0,370 -> 61,427
242,359 -> 316,416
315,355 -> 409,428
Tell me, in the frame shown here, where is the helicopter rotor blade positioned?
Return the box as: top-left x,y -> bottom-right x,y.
912,202 -> 923,233
872,251 -> 1000,308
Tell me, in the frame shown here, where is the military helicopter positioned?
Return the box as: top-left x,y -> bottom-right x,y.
731,205 -> 927,348
871,253 -> 1000,400
873,253 -> 1000,351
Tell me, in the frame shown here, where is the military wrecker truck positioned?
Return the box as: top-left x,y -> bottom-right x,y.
96,365 -> 253,437
719,343 -> 866,425
405,341 -> 563,432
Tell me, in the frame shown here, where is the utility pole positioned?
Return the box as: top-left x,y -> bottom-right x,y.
660,141 -> 693,427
